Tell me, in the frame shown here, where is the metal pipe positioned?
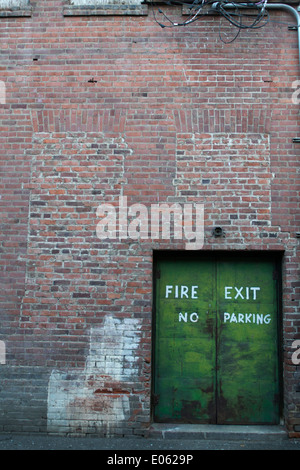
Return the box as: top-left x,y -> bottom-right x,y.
212,2 -> 300,69
266,3 -> 300,68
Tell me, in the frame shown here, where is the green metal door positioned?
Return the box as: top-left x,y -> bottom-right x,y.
153,255 -> 280,424
153,258 -> 217,423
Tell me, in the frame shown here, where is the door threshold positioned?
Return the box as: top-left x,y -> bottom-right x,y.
149,423 -> 287,440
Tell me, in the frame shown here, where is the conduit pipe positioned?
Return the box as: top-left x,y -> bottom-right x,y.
267,3 -> 300,68
212,2 -> 300,69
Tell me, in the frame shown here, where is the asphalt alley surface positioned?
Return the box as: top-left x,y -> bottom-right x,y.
0,433 -> 299,450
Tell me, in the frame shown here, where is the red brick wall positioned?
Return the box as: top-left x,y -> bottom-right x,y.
0,0 -> 299,436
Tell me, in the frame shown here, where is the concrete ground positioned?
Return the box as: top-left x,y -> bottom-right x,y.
0,425 -> 299,450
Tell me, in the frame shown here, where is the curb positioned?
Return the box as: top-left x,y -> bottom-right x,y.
149,424 -> 288,441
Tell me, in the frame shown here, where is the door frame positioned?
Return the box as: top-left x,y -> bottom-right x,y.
151,250 -> 284,425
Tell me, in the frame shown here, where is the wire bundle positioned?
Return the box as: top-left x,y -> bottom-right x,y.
151,0 -> 270,42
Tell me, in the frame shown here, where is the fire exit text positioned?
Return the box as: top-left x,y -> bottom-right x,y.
165,285 -> 199,299
164,284 -> 272,325
165,285 -> 261,300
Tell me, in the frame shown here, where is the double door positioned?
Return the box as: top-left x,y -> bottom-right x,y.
153,254 -> 281,424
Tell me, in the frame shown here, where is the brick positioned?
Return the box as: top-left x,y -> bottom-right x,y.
0,0 -> 299,438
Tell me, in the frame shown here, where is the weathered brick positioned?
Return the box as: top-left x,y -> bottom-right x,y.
0,0 -> 299,437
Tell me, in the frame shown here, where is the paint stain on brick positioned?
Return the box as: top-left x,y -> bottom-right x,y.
0,0 -> 29,8
47,316 -> 142,436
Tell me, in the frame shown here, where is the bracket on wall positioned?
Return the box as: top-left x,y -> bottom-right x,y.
293,138 -> 300,143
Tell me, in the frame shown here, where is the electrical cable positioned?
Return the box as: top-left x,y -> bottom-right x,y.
150,0 -> 272,41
